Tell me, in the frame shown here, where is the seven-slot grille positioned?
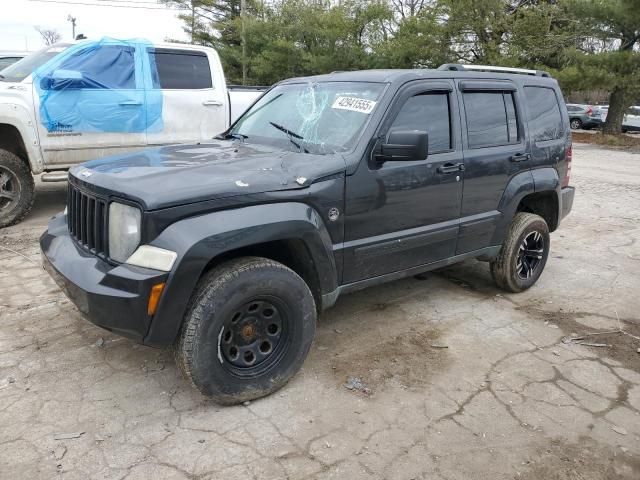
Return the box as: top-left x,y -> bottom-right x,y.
67,183 -> 108,257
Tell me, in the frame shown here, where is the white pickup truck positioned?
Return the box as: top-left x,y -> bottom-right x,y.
0,39 -> 265,227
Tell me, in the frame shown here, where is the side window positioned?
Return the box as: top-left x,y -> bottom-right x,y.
149,50 -> 212,89
463,91 -> 519,148
57,45 -> 136,89
524,86 -> 564,142
390,92 -> 451,153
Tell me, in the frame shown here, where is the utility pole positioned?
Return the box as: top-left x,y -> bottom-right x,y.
67,15 -> 76,40
191,1 -> 196,44
241,0 -> 247,85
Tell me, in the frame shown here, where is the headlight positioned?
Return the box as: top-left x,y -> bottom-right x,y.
108,202 -> 141,263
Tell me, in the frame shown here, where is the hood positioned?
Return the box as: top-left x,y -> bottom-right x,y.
69,140 -> 347,210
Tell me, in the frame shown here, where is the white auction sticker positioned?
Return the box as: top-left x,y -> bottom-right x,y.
332,96 -> 377,114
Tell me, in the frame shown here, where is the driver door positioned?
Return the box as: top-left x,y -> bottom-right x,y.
343,80 -> 464,283
35,42 -> 147,168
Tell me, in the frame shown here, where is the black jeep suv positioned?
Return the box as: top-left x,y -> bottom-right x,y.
41,64 -> 575,404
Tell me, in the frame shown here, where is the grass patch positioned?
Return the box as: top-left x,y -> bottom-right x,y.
572,131 -> 640,151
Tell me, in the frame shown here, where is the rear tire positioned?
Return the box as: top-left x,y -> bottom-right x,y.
175,256 -> 316,404
490,213 -> 550,293
0,149 -> 35,228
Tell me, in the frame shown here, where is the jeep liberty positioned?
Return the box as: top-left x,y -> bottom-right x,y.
41,64 -> 575,404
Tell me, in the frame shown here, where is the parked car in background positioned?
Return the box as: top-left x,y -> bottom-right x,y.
596,105 -> 640,132
0,51 -> 29,71
566,103 -> 601,130
0,39 -> 266,227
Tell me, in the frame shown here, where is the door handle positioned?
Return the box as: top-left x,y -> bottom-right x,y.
203,100 -> 223,106
118,100 -> 142,106
437,162 -> 465,174
510,153 -> 531,162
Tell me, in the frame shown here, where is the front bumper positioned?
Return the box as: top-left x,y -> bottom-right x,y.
40,213 -> 167,343
560,186 -> 575,220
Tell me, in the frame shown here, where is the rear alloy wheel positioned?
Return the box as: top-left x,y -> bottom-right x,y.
175,256 -> 316,404
570,118 -> 583,130
490,213 -> 550,293
0,149 -> 35,228
516,231 -> 545,280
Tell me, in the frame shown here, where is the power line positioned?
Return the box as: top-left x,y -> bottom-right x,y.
27,0 -> 188,10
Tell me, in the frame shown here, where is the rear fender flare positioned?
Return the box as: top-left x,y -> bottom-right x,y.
491,170 -> 535,245
492,167 -> 562,245
532,167 -> 562,228
144,202 -> 337,346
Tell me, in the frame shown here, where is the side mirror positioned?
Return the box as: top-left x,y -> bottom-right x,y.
39,69 -> 84,91
376,130 -> 428,162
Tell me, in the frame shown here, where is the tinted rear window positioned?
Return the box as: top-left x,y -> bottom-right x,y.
149,49 -> 212,89
525,86 -> 564,142
463,91 -> 519,148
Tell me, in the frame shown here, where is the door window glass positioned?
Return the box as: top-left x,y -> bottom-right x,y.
524,86 -> 564,141
149,49 -> 212,89
57,45 -> 135,89
464,91 -> 519,148
390,92 -> 451,153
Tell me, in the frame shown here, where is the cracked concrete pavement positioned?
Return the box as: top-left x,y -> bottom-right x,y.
1,143 -> 639,479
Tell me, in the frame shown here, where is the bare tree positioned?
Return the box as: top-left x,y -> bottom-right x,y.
35,26 -> 62,46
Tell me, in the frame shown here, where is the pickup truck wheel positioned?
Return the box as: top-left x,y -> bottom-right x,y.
0,149 -> 35,228
175,256 -> 316,404
490,213 -> 550,293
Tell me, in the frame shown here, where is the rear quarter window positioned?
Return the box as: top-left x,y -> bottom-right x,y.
524,86 -> 564,142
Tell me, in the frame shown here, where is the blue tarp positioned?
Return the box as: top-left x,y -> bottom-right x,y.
33,38 -> 163,133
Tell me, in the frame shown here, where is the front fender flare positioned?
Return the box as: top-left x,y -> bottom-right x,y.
0,102 -> 44,173
144,202 -> 337,346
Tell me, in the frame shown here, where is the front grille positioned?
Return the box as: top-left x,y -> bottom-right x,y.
67,183 -> 108,257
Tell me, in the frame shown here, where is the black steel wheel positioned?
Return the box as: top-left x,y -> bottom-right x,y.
0,149 -> 35,228
490,213 -> 550,293
175,257 -> 316,405
219,297 -> 289,374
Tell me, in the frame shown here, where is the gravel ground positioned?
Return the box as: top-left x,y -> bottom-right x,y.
1,143 -> 639,479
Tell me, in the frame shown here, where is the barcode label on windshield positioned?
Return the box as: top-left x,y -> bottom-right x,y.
332,96 -> 376,114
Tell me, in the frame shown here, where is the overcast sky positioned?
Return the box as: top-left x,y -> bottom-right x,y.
1,0 -> 188,52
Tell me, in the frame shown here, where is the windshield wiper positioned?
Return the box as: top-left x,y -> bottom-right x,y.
228,132 -> 248,141
217,132 -> 248,142
268,121 -> 309,153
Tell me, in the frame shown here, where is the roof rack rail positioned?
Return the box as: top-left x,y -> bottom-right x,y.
438,63 -> 550,78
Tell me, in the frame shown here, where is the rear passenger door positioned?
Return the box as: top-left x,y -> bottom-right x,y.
456,81 -> 530,254
145,47 -> 229,146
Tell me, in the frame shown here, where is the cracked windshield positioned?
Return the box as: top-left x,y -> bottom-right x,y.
230,82 -> 385,154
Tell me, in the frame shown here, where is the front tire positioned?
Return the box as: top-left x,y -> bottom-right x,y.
0,149 -> 35,228
175,257 -> 316,404
490,213 -> 550,293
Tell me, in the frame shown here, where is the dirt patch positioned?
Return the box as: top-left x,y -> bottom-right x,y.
329,318 -> 450,394
516,305 -> 640,372
519,437 -> 640,480
573,131 -> 640,152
